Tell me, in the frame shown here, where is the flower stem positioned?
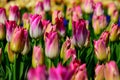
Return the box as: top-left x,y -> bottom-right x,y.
13,54 -> 17,80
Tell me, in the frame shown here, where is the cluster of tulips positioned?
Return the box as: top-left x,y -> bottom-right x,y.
0,0 -> 120,80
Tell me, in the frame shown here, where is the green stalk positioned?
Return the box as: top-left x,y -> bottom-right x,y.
13,54 -> 17,80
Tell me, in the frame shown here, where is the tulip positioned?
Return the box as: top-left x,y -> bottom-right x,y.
72,19 -> 90,48
43,0 -> 51,11
48,63 -> 74,80
60,38 -> 75,62
5,20 -> 17,42
94,2 -> 104,16
100,31 -> 109,44
7,43 -> 15,63
27,66 -> 47,80
0,23 -> 5,40
66,7 -> 73,20
108,3 -> 117,16
56,17 -> 66,37
111,10 -> 119,23
110,24 -> 120,42
45,31 -> 59,58
32,46 -> 44,68
0,8 -> 7,24
35,1 -> 44,14
71,64 -> 88,80
10,27 -> 25,53
22,13 -> 30,30
95,64 -> 105,80
94,39 -> 110,61
29,14 -> 43,39
92,15 -> 107,35
81,0 -> 94,14
104,61 -> 120,80
21,30 -> 31,55
52,10 -> 64,24
9,5 -> 20,24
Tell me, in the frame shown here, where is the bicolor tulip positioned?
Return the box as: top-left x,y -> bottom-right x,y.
109,24 -> 120,42
95,64 -> 105,80
9,5 -> 20,24
32,46 -> 44,68
27,66 -> 47,80
0,8 -> 7,24
10,27 -> 25,53
72,19 -> 90,48
100,31 -> 109,44
45,31 -> 59,58
108,3 -> 117,16
104,61 -> 120,80
5,20 -> 17,42
94,39 -> 110,61
0,23 -> 6,40
43,0 -> 51,11
35,1 -> 44,14
29,14 -> 43,39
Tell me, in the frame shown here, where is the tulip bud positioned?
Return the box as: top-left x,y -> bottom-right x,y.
100,31 -> 109,44
104,61 -> 120,80
32,46 -> 44,68
21,30 -> 30,55
45,31 -> 59,58
9,5 -> 20,24
27,66 -> 47,80
7,43 -> 15,63
0,8 -> 7,24
110,24 -> 120,42
95,64 -> 105,80
10,27 -> 25,53
94,2 -> 104,16
66,7 -> 73,20
22,13 -> 30,30
94,39 -> 110,61
5,20 -> 17,42
111,10 -> 119,23
108,3 -> 117,16
35,1 -> 44,14
0,23 -> 5,40
29,14 -> 43,39
56,17 -> 66,37
72,19 -> 90,48
82,0 -> 94,14
71,64 -> 88,80
43,0 -> 51,11
92,15 -> 107,35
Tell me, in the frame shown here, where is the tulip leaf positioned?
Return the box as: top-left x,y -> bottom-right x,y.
19,62 -> 24,80
0,65 -> 5,79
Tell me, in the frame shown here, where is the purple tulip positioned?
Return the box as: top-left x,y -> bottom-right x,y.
32,46 -> 44,68
94,39 -> 110,61
104,61 -> 120,80
5,20 -> 17,42
9,5 -> 20,23
29,14 -> 43,39
27,66 -> 47,80
48,63 -> 74,80
95,64 -> 105,80
45,31 -> 59,58
0,8 -> 7,24
72,19 -> 90,48
0,23 -> 6,40
10,27 -> 25,53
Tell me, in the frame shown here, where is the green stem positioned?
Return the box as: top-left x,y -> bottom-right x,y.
13,54 -> 17,80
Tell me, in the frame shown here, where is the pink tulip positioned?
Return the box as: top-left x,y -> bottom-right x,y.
104,61 -> 120,80
45,31 -> 59,58
27,66 -> 47,80
10,27 -> 25,53
9,5 -> 20,23
108,3 -> 117,16
94,39 -> 110,61
94,2 -> 104,16
110,24 -> 120,42
35,1 -> 44,14
100,31 -> 109,44
0,23 -> 6,40
29,14 -> 43,39
43,0 -> 51,11
0,8 -> 7,24
32,46 -> 44,68
5,20 -> 17,42
95,64 -> 105,80
72,19 -> 90,48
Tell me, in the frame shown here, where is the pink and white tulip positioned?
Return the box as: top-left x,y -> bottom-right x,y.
0,8 -> 7,24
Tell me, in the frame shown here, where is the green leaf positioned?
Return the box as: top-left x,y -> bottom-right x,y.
19,62 -> 24,80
